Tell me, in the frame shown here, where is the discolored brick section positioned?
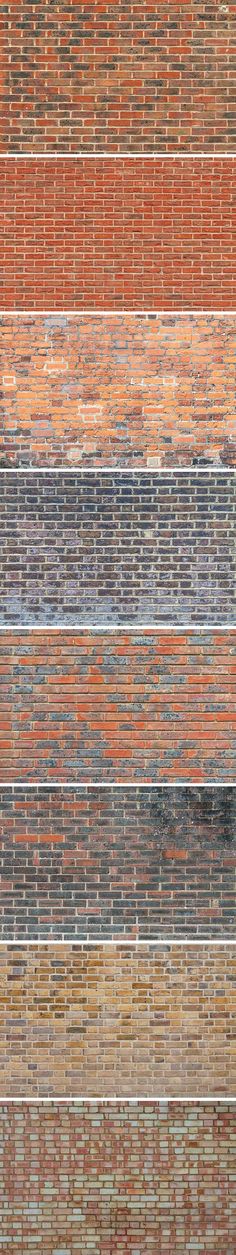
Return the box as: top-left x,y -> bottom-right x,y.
1,2 -> 236,152
1,471 -> 235,626
0,944 -> 235,1096
1,159 -> 235,311
1,631 -> 235,783
0,786 -> 235,940
0,1103 -> 235,1254
1,315 -> 236,470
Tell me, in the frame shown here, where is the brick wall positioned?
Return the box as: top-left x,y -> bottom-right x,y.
0,1102 -> 234,1254
0,786 -> 235,940
1,315 -> 236,469
1,159 -> 235,311
0,944 -> 235,1096
1,471 -> 235,626
1,2 -> 235,153
1,631 -> 234,783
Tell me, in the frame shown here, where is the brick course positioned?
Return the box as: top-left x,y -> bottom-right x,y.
1,2 -> 236,152
1,471 -> 235,626
1,315 -> 236,470
0,1102 -> 235,1254
0,631 -> 235,783
0,944 -> 235,1096
0,786 -> 235,940
1,159 -> 235,311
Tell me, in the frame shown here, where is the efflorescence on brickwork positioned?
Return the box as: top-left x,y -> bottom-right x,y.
0,1103 -> 235,1254
0,945 -> 235,1096
0,786 -> 235,940
1,316 -> 235,469
1,2 -> 235,152
0,631 -> 235,782
1,159 -> 235,310
1,471 -> 235,626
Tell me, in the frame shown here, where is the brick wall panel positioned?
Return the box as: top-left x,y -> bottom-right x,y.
1,159 -> 235,311
1,2 -> 236,152
0,786 -> 235,939
0,631 -> 235,783
1,1102 -> 235,1254
1,471 -> 235,626
1,316 -> 236,470
0,945 -> 235,1096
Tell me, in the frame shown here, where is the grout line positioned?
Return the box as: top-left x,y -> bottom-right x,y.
1,309 -> 236,317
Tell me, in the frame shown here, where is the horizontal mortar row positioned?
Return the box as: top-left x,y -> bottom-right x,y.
0,786 -> 235,940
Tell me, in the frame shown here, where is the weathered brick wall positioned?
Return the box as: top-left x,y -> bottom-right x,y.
1,159 -> 235,310
1,471 -> 235,626
0,1103 -> 234,1254
0,945 -> 235,1096
1,315 -> 236,470
1,631 -> 234,783
0,786 -> 235,940
1,2 -> 235,152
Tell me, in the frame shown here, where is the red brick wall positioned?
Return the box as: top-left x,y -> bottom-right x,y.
1,315 -> 236,468
1,2 -> 235,152
1,631 -> 235,782
1,1103 -> 234,1254
1,159 -> 235,310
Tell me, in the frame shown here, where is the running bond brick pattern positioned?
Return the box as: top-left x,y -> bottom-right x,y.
1,315 -> 236,471
1,472 -> 235,627
0,1104 -> 235,1255
0,786 -> 235,940
1,159 -> 235,311
0,945 -> 235,1096
1,631 -> 235,783
1,2 -> 236,152
1,315 -> 236,470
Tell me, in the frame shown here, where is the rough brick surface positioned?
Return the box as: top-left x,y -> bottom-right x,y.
1,631 -> 235,783
0,786 -> 235,940
1,159 -> 235,311
1,2 -> 236,152
1,471 -> 235,626
0,1103 -> 235,1254
1,313 -> 236,471
0,944 -> 235,1096
1,315 -> 236,470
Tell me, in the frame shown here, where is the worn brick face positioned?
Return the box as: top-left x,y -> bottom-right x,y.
1,471 -> 235,626
0,786 -> 235,940
0,631 -> 234,783
0,1102 -> 235,1254
1,159 -> 235,311
0,944 -> 235,1096
1,2 -> 236,152
1,315 -> 236,470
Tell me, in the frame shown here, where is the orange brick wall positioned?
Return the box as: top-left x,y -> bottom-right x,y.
1,159 -> 235,310
1,315 -> 236,468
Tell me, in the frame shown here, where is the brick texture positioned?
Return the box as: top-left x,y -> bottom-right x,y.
0,786 -> 235,940
0,944 -> 235,1096
1,159 -> 235,311
1,315 -> 236,470
1,2 -> 236,153
0,1103 -> 235,1254
1,471 -> 235,627
1,631 -> 235,783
